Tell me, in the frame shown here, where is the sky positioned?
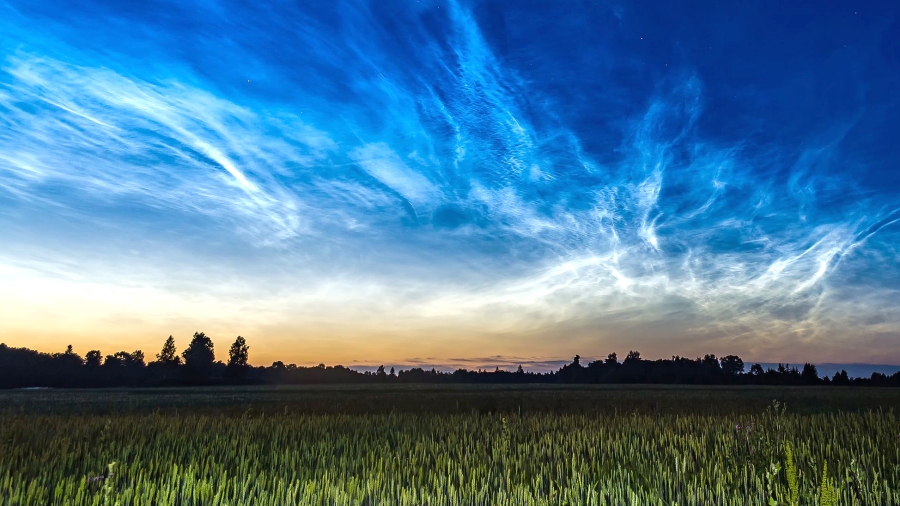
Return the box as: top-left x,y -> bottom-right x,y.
1,0 -> 899,370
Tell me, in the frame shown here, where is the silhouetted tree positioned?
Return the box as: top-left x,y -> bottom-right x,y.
870,372 -> 890,386
183,332 -> 214,366
702,354 -> 720,374
156,335 -> 181,366
149,337 -> 180,383
182,332 -> 215,382
103,353 -> 124,368
800,363 -> 819,384
720,355 -> 744,376
126,350 -> 145,368
54,345 -> 84,368
85,350 -> 102,368
832,369 -> 850,386
749,363 -> 764,376
227,336 -> 249,367
624,350 -> 641,363
116,351 -> 133,366
226,336 -> 250,381
100,351 -> 141,369
605,352 -> 618,365
557,354 -> 587,383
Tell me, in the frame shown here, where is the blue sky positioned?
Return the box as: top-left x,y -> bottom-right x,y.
1,0 -> 899,368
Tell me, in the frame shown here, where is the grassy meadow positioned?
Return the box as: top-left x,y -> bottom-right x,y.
1,385 -> 898,505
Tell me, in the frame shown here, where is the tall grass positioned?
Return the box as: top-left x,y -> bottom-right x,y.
1,399 -> 897,505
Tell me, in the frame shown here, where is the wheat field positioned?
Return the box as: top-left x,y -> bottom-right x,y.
1,386 -> 898,505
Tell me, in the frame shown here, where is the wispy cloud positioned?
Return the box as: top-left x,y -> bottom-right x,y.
0,57 -> 322,240
0,0 -> 898,364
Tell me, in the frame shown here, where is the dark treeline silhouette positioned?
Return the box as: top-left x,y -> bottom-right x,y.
2,335 -> 899,388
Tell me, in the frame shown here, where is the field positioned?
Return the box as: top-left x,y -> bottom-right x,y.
1,385 -> 898,505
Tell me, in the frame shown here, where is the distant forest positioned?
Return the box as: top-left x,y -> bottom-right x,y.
2,333 -> 898,388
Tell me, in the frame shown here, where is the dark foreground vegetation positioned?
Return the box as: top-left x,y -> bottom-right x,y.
3,383 -> 900,416
3,333 -> 899,388
2,386 -> 898,505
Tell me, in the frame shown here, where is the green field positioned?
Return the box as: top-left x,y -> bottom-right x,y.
1,385 -> 898,505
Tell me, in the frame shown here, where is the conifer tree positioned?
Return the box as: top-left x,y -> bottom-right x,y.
156,335 -> 181,365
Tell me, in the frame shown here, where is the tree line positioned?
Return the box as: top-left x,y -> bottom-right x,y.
1,334 -> 898,388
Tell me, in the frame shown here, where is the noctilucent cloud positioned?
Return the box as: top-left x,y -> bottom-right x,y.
1,0 -> 899,368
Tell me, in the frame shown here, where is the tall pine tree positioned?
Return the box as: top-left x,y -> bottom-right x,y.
156,335 -> 180,365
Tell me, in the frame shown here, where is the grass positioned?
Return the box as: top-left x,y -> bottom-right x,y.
1,385 -> 898,505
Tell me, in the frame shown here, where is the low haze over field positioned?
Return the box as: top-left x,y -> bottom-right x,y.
1,0 -> 899,366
